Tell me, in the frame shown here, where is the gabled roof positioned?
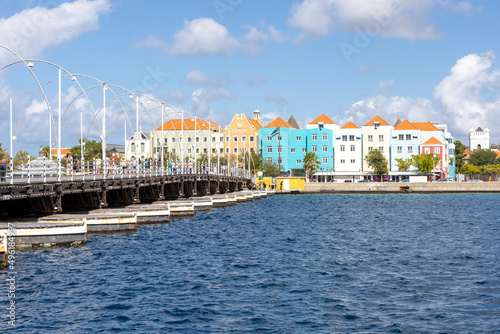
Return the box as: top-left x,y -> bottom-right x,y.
364,115 -> 390,126
310,114 -> 336,125
157,119 -> 222,131
287,115 -> 301,129
422,136 -> 443,145
248,118 -> 263,129
393,119 -> 417,131
412,121 -> 439,131
394,118 -> 402,127
341,121 -> 359,129
265,117 -> 292,128
476,126 -> 483,131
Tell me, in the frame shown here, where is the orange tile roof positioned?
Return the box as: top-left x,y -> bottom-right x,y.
393,119 -> 417,131
265,117 -> 292,128
422,136 -> 443,145
248,118 -> 263,129
157,118 -> 222,131
341,121 -> 359,129
310,114 -> 337,124
364,115 -> 390,126
412,121 -> 439,131
52,148 -> 71,155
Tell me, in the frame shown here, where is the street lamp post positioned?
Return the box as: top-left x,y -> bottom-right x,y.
57,68 -> 62,182
102,83 -> 107,178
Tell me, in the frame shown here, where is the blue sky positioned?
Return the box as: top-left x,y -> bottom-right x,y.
1,0 -> 500,155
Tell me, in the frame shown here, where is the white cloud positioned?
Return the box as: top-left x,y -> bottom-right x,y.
376,79 -> 395,95
340,51 -> 500,142
134,18 -> 269,56
260,111 -> 281,125
288,0 -> 479,40
0,0 -> 111,63
165,89 -> 185,104
185,70 -> 228,87
265,92 -> 287,105
190,88 -> 236,118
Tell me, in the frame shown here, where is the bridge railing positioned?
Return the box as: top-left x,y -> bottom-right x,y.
0,157 -> 252,185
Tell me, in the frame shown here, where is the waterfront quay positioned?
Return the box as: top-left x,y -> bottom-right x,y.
285,182 -> 500,194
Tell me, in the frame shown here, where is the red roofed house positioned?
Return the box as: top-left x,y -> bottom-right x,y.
421,136 -> 447,178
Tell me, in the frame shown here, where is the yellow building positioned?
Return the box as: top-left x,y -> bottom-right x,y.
224,110 -> 263,160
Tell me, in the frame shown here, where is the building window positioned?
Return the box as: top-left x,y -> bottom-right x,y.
340,145 -> 345,152
296,136 -> 301,141
233,136 -> 238,142
212,148 -> 216,154
196,137 -> 200,143
250,136 -> 254,142
277,158 -> 282,164
349,135 -> 355,141
322,133 -> 328,140
312,134 -> 317,140
278,146 -> 282,153
290,148 -> 296,153
242,136 -> 246,142
172,137 -> 176,143
212,137 -> 216,142
312,145 -> 317,152
267,136 -> 272,141
234,148 -> 238,154
397,146 -> 402,153
408,146 -> 413,153
187,137 -> 192,142
250,147 -> 254,153
267,147 -> 272,153
398,134 -> 404,140
350,145 -> 355,152
425,147 -> 430,154
323,157 -> 328,164
368,147 -> 373,152
406,134 -> 411,140
203,137 -> 207,142
342,135 -> 348,141
220,136 -> 224,142
203,148 -> 207,153
296,159 -> 301,164
379,147 -> 384,153
436,147 -> 440,154
368,135 -> 373,142
351,159 -> 355,164
226,148 -> 229,153
267,158 -> 272,163
340,159 -> 345,164
322,145 -> 328,152
277,136 -> 282,141
302,148 -> 307,153
379,135 -> 384,142
187,148 -> 192,154
226,137 -> 229,142
196,148 -> 200,154
172,149 -> 176,153
220,148 -> 224,153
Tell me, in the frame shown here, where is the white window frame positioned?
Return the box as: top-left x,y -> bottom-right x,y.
267,147 -> 272,153
322,145 -> 328,152
322,157 -> 328,164
312,145 -> 317,152
322,133 -> 328,140
312,134 -> 317,141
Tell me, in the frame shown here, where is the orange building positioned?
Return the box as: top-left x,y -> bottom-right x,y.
224,110 -> 263,158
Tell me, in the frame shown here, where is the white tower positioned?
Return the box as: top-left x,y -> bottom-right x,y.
469,127 -> 490,151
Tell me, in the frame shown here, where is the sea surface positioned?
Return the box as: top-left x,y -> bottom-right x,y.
1,193 -> 500,333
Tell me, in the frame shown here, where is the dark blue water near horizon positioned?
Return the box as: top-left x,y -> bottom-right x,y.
1,193 -> 500,333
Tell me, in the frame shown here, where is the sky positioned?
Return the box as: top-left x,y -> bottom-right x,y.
1,0 -> 500,156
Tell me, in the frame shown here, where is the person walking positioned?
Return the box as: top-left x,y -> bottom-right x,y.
0,159 -> 7,182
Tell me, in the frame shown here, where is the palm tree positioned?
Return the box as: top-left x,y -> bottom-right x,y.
303,152 -> 320,181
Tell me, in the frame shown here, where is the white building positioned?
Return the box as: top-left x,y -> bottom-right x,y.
469,127 -> 490,151
125,131 -> 151,160
335,121 -> 362,173
362,116 -> 393,171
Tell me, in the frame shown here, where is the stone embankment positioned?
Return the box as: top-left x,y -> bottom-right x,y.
301,182 -> 500,193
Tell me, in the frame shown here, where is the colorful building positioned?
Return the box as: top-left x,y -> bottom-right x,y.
224,110 -> 263,161
362,116 -> 393,171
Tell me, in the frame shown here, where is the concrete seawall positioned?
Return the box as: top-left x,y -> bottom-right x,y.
301,182 -> 500,193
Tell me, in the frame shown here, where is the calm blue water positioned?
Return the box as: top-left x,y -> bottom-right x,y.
1,193 -> 500,333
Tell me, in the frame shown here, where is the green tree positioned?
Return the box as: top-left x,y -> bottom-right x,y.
364,149 -> 388,179
70,140 -> 107,160
468,149 -> 498,166
41,145 -> 51,159
460,163 -> 481,176
454,140 -> 467,171
395,158 -> 412,171
411,153 -> 440,173
0,142 -> 8,158
15,150 -> 31,164
263,161 -> 279,177
303,151 -> 320,181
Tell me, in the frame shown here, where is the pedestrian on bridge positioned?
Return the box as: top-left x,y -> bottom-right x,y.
0,159 -> 7,182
